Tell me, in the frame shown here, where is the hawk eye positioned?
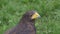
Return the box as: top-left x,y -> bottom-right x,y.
30,14 -> 33,17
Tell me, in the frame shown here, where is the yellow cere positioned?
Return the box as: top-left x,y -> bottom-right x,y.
31,12 -> 40,19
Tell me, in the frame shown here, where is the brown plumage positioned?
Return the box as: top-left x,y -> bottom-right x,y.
4,10 -> 40,34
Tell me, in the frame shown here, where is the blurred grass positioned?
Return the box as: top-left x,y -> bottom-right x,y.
0,0 -> 60,34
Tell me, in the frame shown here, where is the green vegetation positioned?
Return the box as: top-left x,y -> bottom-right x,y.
0,0 -> 60,34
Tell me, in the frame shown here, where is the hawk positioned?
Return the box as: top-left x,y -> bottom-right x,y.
5,10 -> 40,34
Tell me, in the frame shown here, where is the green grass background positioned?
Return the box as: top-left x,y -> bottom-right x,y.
0,0 -> 60,34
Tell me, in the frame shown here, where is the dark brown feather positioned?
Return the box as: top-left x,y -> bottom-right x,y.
4,10 -> 36,34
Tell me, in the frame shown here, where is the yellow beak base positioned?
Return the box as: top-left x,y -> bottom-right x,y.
31,12 -> 40,19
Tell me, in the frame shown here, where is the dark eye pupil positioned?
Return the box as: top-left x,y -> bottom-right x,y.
30,15 -> 32,16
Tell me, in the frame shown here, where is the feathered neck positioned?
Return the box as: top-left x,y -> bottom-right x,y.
18,17 -> 35,26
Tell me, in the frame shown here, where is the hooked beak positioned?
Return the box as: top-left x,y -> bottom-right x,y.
31,12 -> 41,19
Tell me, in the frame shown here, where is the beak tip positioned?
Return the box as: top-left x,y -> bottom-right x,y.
38,15 -> 41,18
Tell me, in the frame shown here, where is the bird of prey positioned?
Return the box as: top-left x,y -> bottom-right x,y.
4,10 -> 40,34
